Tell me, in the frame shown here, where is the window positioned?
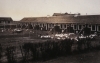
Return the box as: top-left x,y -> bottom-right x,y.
43,24 -> 44,27
49,24 -> 54,28
60,24 -> 62,28
92,25 -> 96,31
49,24 -> 51,27
67,24 -> 69,27
40,24 -> 42,27
8,21 -> 10,23
64,24 -> 66,28
74,25 -> 77,30
98,26 -> 100,31
52,24 -> 54,27
49,24 -> 52,27
83,25 -> 85,27
78,25 -> 82,30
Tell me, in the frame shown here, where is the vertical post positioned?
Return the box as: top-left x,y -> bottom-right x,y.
4,21 -> 5,30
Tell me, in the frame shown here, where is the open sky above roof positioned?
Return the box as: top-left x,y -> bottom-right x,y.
0,0 -> 100,20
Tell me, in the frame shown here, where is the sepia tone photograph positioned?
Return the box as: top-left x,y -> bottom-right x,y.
0,0 -> 100,63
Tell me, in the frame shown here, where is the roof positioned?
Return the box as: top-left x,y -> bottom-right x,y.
0,17 -> 13,21
52,12 -> 77,16
20,15 -> 100,24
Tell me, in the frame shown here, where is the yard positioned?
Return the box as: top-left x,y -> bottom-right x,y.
0,29 -> 100,63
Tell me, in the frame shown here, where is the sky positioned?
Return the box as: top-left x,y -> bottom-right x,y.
0,0 -> 100,20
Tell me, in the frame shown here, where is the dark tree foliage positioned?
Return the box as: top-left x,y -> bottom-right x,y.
6,46 -> 16,63
21,38 -> 91,61
0,44 -> 2,59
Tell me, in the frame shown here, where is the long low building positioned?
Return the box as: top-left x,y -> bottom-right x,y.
17,12 -> 100,35
1,13 -> 100,35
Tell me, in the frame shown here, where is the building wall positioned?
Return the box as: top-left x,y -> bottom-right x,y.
17,22 -> 100,34
0,17 -> 13,24
0,17 -> 14,29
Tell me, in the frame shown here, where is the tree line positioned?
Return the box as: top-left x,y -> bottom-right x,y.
0,37 -> 100,63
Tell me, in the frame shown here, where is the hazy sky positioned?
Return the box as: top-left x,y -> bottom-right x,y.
0,0 -> 100,20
